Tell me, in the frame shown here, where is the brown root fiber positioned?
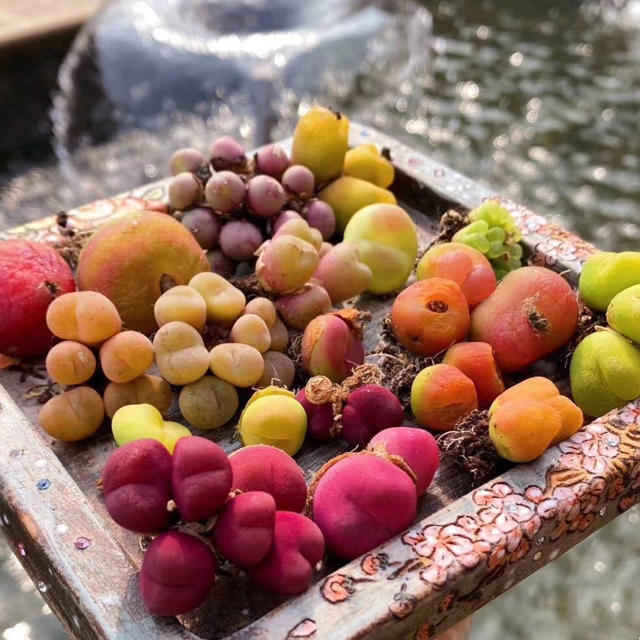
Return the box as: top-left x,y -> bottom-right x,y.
332,308 -> 370,341
330,364 -> 383,435
54,212 -> 93,270
303,376 -> 334,405
555,299 -> 606,371
229,274 -> 274,300
437,410 -> 507,487
10,361 -> 47,384
425,209 -> 469,249
286,329 -> 305,387
202,323 -> 230,350
24,381 -> 59,404
369,314 -> 441,412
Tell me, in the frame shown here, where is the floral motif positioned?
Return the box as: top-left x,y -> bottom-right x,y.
617,405 -> 640,427
524,476 -> 606,541
286,618 -> 317,638
403,520 -> 491,587
321,574 -> 354,603
404,414 -> 633,590
495,197 -> 596,271
361,552 -> 392,575
415,623 -> 434,639
0,195 -> 167,244
321,573 -> 375,603
628,460 -> 640,492
473,483 -> 540,534
388,583 -> 417,619
619,495 -> 637,512
558,424 -> 620,476
470,483 -> 541,569
617,460 -> 640,512
438,592 -> 457,613
607,476 -> 625,501
530,251 -> 557,269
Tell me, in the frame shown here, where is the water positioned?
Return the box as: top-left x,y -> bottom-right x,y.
387,0 -> 640,253
473,509 -> 640,640
0,542 -> 64,639
0,1 -> 639,638
48,0 -> 428,205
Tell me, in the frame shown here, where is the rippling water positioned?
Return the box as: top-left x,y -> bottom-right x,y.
0,1 -> 639,639
383,0 -> 640,252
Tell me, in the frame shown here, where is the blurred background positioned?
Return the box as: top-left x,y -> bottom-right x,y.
0,0 -> 639,638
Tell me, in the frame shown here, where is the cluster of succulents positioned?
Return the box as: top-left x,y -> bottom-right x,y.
570,251 -> 640,417
102,426 -> 439,612
102,437 -> 323,613
165,108 -> 408,307
40,290 -> 153,442
3,103 -> 640,621
392,243 -> 585,461
452,200 -> 524,277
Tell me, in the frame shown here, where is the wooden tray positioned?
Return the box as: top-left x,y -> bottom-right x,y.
1,125 -> 638,640
0,0 -> 103,51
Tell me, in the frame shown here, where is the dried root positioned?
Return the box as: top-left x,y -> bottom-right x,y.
303,363 -> 384,437
437,410 -> 507,486
54,212 -> 93,269
229,274 -> 274,300
556,299 -> 606,371
425,209 -> 469,250
368,314 -> 440,411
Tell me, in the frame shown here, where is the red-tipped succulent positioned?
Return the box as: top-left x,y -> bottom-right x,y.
139,531 -> 217,616
368,427 -> 440,495
212,491 -> 276,567
171,437 -> 233,522
247,511 -> 325,595
102,439 -> 172,534
311,453 -> 417,559
229,445 -> 308,512
341,385 -> 403,447
296,387 -> 334,441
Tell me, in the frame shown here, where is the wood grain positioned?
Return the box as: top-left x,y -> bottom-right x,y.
0,0 -> 103,50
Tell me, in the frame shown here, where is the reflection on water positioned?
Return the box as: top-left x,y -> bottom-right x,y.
50,0 -> 640,254
0,541 -> 64,639
0,1 -> 639,639
385,0 -> 640,252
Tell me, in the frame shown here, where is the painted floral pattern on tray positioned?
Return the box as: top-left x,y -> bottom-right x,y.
303,401 -> 640,640
406,403 -> 638,576
496,198 -> 597,271
0,187 -> 167,246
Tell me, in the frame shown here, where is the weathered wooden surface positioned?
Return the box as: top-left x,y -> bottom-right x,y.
0,384 -> 199,640
1,124 -> 633,640
0,0 -> 102,50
